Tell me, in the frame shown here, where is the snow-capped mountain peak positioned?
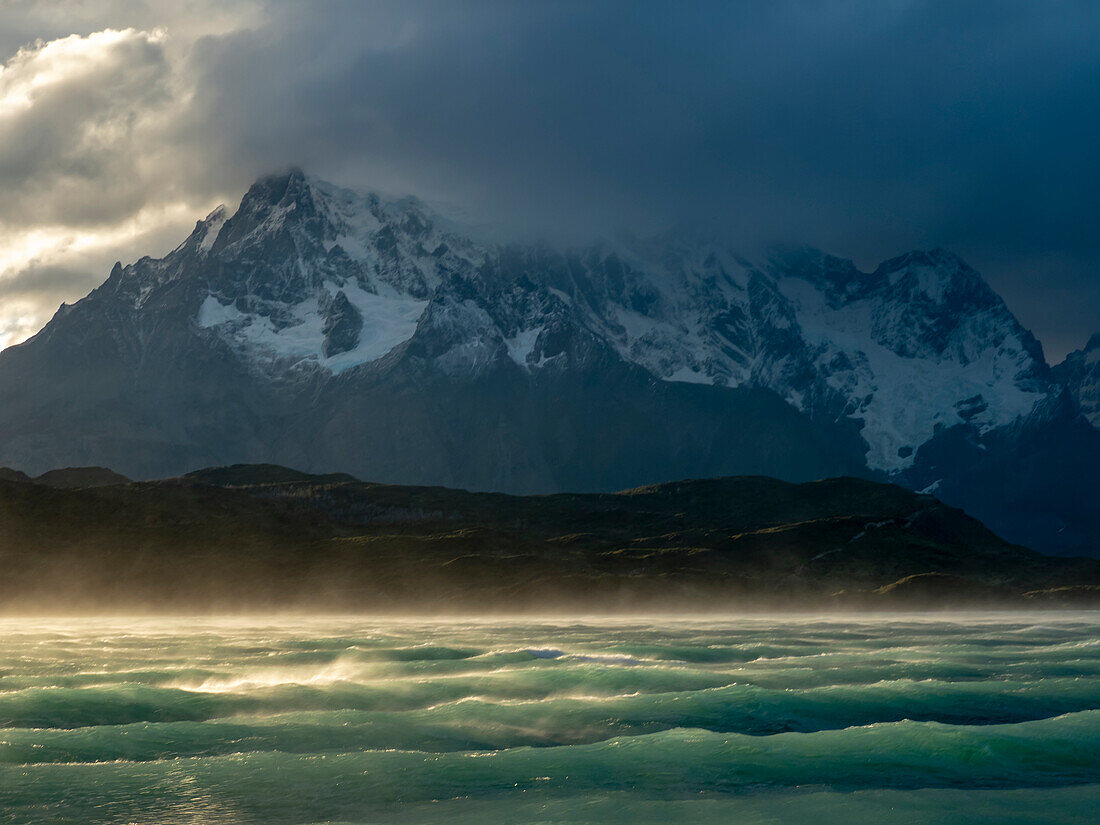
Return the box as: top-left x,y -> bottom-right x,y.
178,171 -> 489,374
64,172 -> 1063,476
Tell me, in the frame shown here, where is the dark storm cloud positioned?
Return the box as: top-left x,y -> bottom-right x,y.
1,1 -> 1098,356
172,0 -> 1100,356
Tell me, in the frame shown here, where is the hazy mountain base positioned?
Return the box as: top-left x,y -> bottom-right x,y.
0,299 -> 863,493
0,466 -> 1096,613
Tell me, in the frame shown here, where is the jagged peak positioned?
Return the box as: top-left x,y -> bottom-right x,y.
242,167 -> 310,205
873,248 -> 967,282
1058,332 -> 1100,371
236,169 -> 433,221
765,244 -> 865,291
869,247 -> 1004,309
178,204 -> 230,253
230,167 -> 320,228
210,170 -> 456,260
203,203 -> 228,223
767,245 -> 979,297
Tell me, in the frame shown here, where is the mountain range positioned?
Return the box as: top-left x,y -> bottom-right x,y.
1,169 -> 1096,555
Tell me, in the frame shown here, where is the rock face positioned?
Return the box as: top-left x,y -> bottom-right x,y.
320,291 -> 363,357
1054,333 -> 1100,428
0,169 -> 1096,553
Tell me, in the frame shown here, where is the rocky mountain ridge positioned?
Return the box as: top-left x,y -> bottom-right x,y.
1053,332 -> 1100,428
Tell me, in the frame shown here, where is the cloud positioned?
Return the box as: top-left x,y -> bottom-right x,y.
0,25 -> 222,349
0,28 -> 180,228
0,1 -> 1098,357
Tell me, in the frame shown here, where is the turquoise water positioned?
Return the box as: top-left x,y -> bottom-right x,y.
1,615 -> 1098,824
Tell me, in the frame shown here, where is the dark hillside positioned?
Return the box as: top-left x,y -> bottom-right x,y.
0,467 -> 1095,612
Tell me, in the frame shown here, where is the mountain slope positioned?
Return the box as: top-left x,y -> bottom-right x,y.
0,169 -> 1094,552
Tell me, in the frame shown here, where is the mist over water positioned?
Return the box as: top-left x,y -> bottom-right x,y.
1,615 -> 1098,824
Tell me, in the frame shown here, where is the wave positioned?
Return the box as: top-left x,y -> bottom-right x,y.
2,713 -> 1099,820
5,674 -> 1100,764
2,618 -> 1099,824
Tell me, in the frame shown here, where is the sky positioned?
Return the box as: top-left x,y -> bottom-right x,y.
0,1 -> 1097,359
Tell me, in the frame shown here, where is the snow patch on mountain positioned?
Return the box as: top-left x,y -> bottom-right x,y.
504,326 -> 543,368
775,275 -> 1044,472
197,294 -> 246,327
577,243 -> 756,388
198,282 -> 427,373
666,365 -> 712,384
199,206 -> 228,251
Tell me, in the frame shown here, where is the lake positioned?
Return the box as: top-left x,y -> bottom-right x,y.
1,615 -> 1098,824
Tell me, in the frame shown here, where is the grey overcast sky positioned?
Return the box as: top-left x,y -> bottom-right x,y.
0,1 -> 1097,358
